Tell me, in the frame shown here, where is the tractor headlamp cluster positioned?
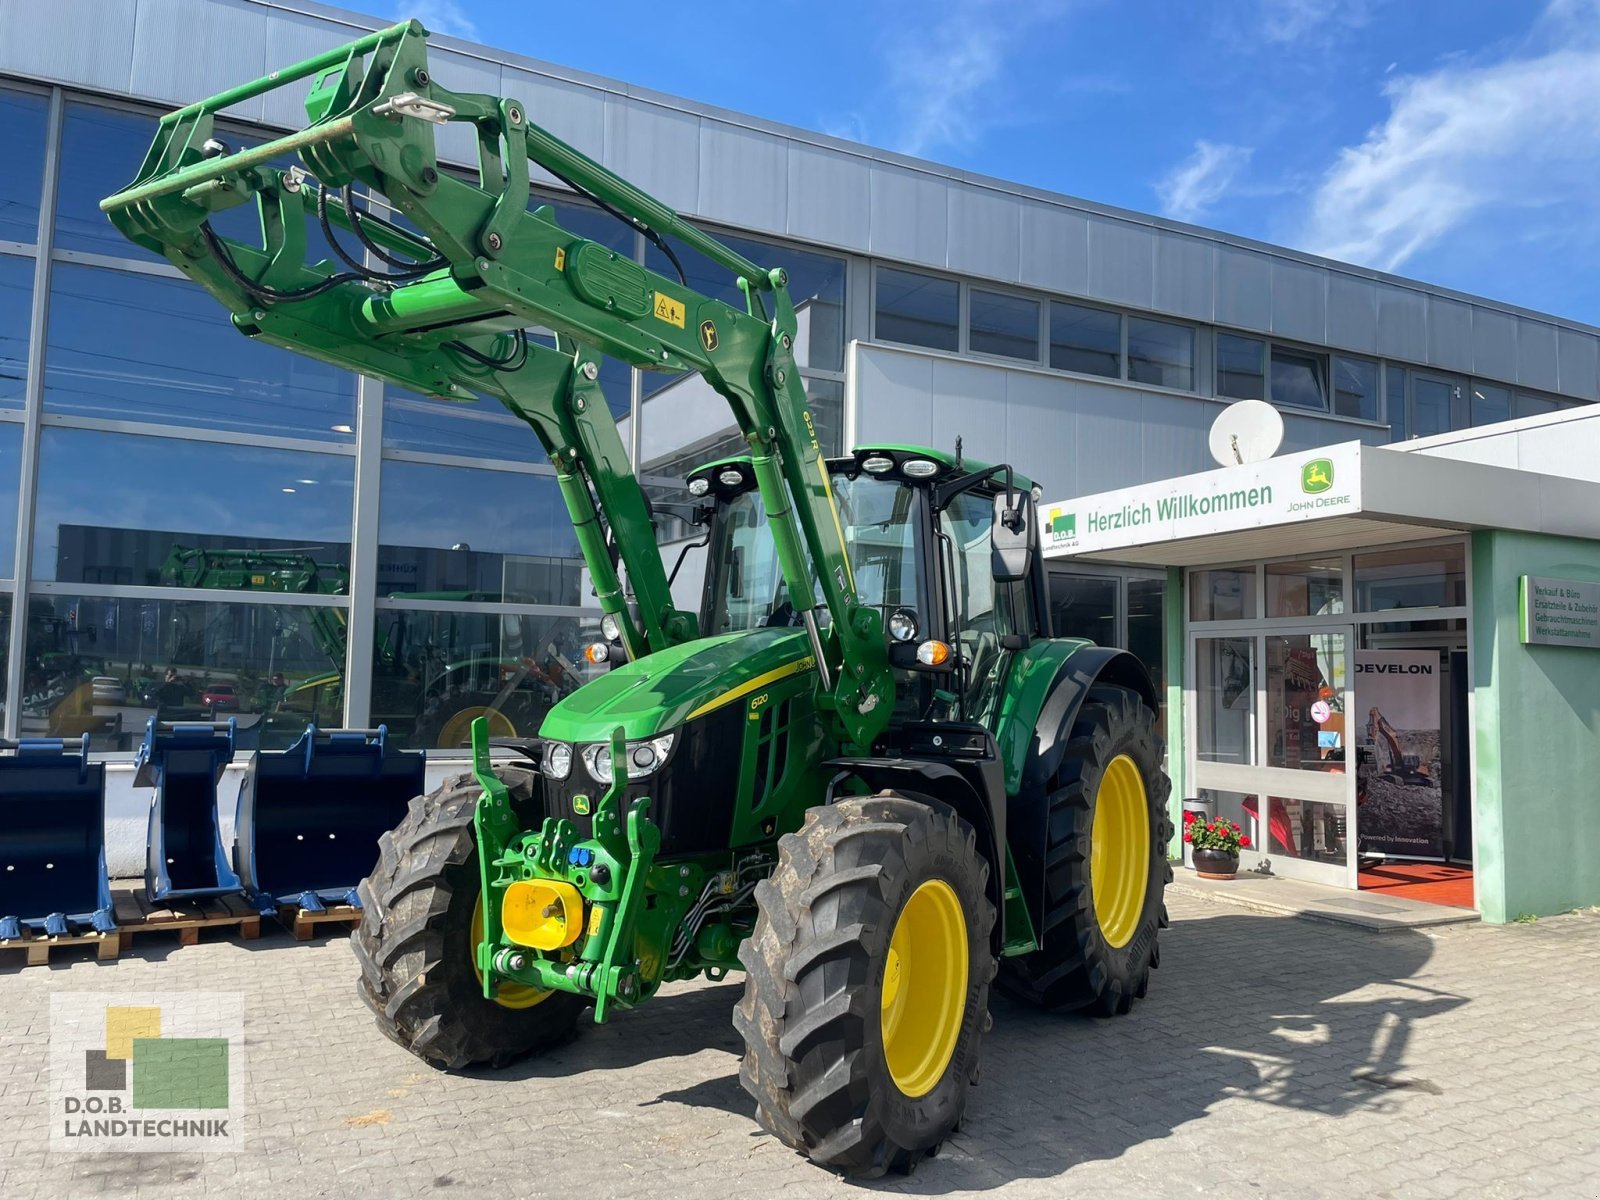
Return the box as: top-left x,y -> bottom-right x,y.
541,740 -> 573,781
578,732 -> 676,785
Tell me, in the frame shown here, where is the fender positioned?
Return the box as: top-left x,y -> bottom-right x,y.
825,740 -> 1007,955
1009,647 -> 1159,938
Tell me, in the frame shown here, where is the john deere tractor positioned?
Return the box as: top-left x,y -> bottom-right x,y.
103,21 -> 1173,1176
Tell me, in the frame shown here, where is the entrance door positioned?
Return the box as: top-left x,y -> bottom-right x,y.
1189,626 -> 1358,888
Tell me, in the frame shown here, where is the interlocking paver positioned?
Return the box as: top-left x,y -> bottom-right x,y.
1,894 -> 1597,1197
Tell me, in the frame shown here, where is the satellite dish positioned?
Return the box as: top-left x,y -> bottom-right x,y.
1209,399 -> 1284,467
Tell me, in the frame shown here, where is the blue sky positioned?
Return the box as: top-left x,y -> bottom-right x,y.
398,0 -> 1600,325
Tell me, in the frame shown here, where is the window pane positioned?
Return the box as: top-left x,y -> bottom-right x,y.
370,607 -> 604,749
45,263 -> 356,438
1126,577 -> 1166,739
1333,357 -> 1378,421
34,427 -> 353,586
0,422 -> 24,575
1049,302 -> 1120,377
1354,543 -> 1467,612
1127,318 -> 1193,390
1216,334 -> 1264,401
1195,636 -> 1254,764
1411,377 -> 1454,437
0,90 -> 47,244
57,104 -> 162,261
1270,347 -> 1326,410
528,191 -> 634,256
378,462 -> 582,604
1189,567 -> 1256,621
1266,557 -> 1343,618
1515,393 -> 1558,419
1266,633 -> 1347,773
875,267 -> 958,352
1048,572 -> 1116,644
1385,365 -> 1408,442
23,593 -> 346,752
969,289 -> 1038,361
0,255 -> 31,409
1471,383 -> 1511,426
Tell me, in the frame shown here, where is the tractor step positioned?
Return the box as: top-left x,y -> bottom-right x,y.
113,889 -> 263,947
0,928 -> 120,967
275,901 -> 362,942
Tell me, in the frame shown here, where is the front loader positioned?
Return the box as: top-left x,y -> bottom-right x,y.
102,21 -> 1173,1177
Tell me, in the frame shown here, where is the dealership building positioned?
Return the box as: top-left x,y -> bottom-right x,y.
1,0 -> 1597,919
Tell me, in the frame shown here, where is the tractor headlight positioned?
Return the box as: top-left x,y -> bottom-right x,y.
888,608 -> 919,642
687,477 -> 711,497
582,732 -> 676,784
542,741 -> 573,781
600,612 -> 621,642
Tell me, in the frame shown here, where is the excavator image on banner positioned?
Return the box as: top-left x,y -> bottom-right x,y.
1364,706 -> 1433,789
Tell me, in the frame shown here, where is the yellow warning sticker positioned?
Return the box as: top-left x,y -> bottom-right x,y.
587,905 -> 604,937
554,246 -> 566,271
653,292 -> 686,328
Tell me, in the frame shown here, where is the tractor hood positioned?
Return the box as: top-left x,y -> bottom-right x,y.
539,628 -> 816,743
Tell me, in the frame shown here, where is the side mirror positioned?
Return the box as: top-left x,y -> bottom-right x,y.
992,491 -> 1033,583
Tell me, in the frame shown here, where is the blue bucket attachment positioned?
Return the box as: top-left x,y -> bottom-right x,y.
234,725 -> 425,911
135,718 -> 241,904
0,735 -> 115,938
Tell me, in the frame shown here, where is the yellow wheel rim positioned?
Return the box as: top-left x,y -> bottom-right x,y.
1091,754 -> 1151,950
437,706 -> 516,750
470,895 -> 551,1010
879,878 -> 968,1098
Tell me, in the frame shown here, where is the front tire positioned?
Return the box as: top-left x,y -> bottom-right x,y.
1001,684 -> 1172,1015
352,771 -> 585,1068
735,795 -> 996,1177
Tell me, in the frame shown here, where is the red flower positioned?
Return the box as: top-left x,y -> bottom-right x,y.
1240,835 -> 1252,848
1231,822 -> 1241,832
1182,830 -> 1193,843
1184,810 -> 1199,825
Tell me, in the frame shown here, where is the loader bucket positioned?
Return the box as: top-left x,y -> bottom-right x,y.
234,726 -> 424,910
135,719 -> 241,903
0,736 -> 115,938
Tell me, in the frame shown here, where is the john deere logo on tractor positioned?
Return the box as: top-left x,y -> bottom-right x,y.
700,320 -> 718,353
571,794 -> 590,816
1301,458 -> 1334,494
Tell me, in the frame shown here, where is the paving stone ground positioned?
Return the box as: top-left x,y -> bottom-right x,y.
2,892 -> 1597,1199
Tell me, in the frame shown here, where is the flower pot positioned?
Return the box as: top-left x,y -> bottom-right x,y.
1192,848 -> 1239,880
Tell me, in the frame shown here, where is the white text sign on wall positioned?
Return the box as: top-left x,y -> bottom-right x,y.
1519,575 -> 1600,648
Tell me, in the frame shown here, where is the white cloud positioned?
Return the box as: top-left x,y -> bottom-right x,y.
1260,0 -> 1376,44
402,1 -> 479,41
1156,141 -> 1253,223
1300,3 -> 1600,272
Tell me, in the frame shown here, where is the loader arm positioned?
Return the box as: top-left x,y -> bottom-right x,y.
101,19 -> 891,749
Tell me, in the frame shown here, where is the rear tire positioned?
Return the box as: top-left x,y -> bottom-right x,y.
352,771 -> 585,1068
735,795 -> 995,1178
1000,684 -> 1172,1015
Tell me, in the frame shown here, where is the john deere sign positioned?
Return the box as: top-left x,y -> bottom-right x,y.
1044,442 -> 1362,556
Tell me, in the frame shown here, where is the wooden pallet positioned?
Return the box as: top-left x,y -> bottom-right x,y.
0,929 -> 120,966
277,901 -> 362,941
112,890 -> 262,946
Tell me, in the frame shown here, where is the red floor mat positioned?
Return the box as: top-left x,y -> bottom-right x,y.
1358,862 -> 1475,908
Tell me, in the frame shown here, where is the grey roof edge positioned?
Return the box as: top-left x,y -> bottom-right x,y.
8,0 -> 1597,341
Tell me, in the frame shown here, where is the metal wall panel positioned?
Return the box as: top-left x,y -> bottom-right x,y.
1214,245 -> 1271,332
1018,202 -> 1088,296
947,186 -> 1020,281
1426,295 -> 1473,373
503,67 -> 606,191
427,49 -> 504,167
852,347 -> 936,446
1139,392 -> 1215,483
261,9 -> 352,131
1153,232 -> 1213,321
1066,380 -> 1144,495
696,122 -> 786,235
1517,318 -> 1560,392
929,357 -> 1009,465
1326,273 -> 1378,354
0,0 -> 136,93
1086,216 -> 1154,310
868,164 -> 947,267
130,0 -> 267,121
786,141 -> 870,251
1471,306 -> 1518,384
1269,258 -> 1327,343
1557,328 -> 1600,401
1001,371 -> 1077,493
603,98 -> 700,214
1375,284 -> 1428,361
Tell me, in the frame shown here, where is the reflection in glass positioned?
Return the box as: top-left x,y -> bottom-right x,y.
1049,302 -> 1120,377
0,89 -> 47,244
1266,633 -> 1346,772
1412,376 -> 1454,437
1333,357 -> 1378,421
1195,788 -> 1257,856
1195,637 -> 1253,764
370,606 -> 604,749
1189,567 -> 1256,621
1385,365 -> 1408,442
969,290 -> 1038,361
1049,573 -> 1116,645
1353,543 -> 1466,612
34,427 -> 353,585
1266,558 -> 1343,618
1515,392 -> 1558,419
0,256 -> 30,408
875,268 -> 958,353
1127,577 -> 1166,738
57,104 -> 161,260
1265,797 -> 1347,864
1127,318 -> 1193,391
378,461 -> 582,604
1216,334 -> 1264,401
22,593 -> 345,751
1270,347 -> 1325,410
46,264 -> 356,438
1471,383 -> 1511,427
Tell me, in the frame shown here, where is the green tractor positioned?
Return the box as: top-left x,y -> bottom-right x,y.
102,22 -> 1173,1176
